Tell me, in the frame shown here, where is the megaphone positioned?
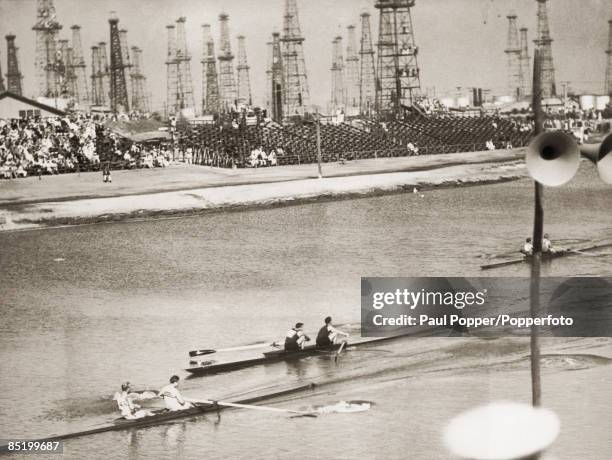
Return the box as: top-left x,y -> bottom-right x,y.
579,133 -> 612,184
526,131 -> 580,186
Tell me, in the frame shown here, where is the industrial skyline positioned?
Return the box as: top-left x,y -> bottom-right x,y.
0,0 -> 610,113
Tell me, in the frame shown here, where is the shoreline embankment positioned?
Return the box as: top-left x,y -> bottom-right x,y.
0,149 -> 528,232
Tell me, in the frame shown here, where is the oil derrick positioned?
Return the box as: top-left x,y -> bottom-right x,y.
218,13 -> 237,111
330,36 -> 345,112
505,12 -> 521,98
271,32 -> 284,121
359,12 -> 376,115
375,0 -> 421,113
119,28 -> 132,108
519,27 -> 531,98
5,34 -> 23,95
0,51 -> 5,92
203,39 -> 220,114
130,46 -> 148,113
236,35 -> 252,106
265,40 -> 273,111
165,25 -> 179,115
281,0 -> 310,116
534,0 -> 556,97
200,24 -> 211,113
345,25 -> 359,111
606,20 -> 612,97
57,39 -> 73,97
175,17 -> 195,114
33,0 -> 62,97
98,42 -> 110,106
70,25 -> 89,105
108,15 -> 129,113
90,46 -> 100,104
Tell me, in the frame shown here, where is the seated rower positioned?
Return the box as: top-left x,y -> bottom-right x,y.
520,238 -> 533,256
159,375 -> 193,411
284,322 -> 311,352
113,382 -> 153,419
542,233 -> 557,254
316,316 -> 349,347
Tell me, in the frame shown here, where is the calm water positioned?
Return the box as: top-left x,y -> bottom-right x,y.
1,166 -> 611,459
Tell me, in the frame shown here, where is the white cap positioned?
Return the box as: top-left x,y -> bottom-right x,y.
443,401 -> 560,459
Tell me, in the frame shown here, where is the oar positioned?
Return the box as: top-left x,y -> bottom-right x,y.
334,341 -> 347,362
189,341 -> 281,357
569,249 -> 601,257
186,398 -> 317,417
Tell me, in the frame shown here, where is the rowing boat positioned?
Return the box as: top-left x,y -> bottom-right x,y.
185,335 -> 402,377
0,382 -> 316,446
480,243 -> 612,270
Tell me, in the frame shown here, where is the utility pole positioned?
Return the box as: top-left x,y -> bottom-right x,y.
315,108 -> 322,178
530,47 -> 543,408
605,20 -> 612,97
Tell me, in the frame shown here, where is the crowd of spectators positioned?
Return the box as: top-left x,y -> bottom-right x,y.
2,103 -> 609,178
0,114 -> 99,179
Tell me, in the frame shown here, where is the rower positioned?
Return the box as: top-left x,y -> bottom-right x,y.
520,238 -> 533,255
113,382 -> 153,419
542,233 -> 556,254
159,375 -> 193,411
316,316 -> 349,347
284,322 -> 311,352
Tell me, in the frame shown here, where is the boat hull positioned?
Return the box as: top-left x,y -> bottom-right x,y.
4,383 -> 316,445
185,336 -> 401,377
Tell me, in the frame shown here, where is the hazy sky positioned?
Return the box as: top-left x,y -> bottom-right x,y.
0,0 -> 610,111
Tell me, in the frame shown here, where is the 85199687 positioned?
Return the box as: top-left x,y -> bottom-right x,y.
1,440 -> 63,454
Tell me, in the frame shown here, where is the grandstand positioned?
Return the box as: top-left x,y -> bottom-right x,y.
178,114 -> 532,168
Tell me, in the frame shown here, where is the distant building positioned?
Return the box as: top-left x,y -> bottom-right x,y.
0,91 -> 66,119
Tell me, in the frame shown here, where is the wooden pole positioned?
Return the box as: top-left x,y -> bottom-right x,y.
316,109 -> 323,178
530,48 -> 543,408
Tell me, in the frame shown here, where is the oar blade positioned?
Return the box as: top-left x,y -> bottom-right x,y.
189,349 -> 216,357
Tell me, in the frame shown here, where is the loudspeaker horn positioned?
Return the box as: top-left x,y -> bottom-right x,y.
526,131 -> 580,186
579,133 -> 612,185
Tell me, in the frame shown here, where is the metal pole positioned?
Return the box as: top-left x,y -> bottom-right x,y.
316,109 -> 323,178
530,48 -> 543,409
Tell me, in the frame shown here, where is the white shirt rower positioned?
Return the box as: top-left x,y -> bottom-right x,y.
542,234 -> 554,253
159,375 -> 193,411
114,382 -> 153,419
